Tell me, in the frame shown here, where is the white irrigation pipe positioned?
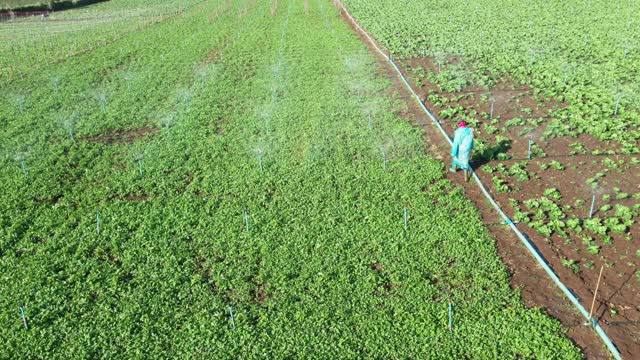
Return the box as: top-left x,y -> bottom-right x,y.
335,1 -> 622,359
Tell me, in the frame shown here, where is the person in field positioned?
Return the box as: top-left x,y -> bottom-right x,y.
450,120 -> 474,181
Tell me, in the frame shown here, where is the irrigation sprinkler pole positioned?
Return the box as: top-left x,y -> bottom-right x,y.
490,100 -> 494,120
243,207 -> 249,233
527,140 -> 532,160
368,113 -> 372,130
588,265 -> 604,326
403,207 -> 408,230
228,306 -> 236,330
614,95 -> 621,116
20,160 -> 27,177
96,211 -> 101,236
589,195 -> 596,218
448,303 -> 452,331
20,305 -> 28,330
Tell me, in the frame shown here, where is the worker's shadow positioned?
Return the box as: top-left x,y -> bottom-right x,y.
470,142 -> 512,169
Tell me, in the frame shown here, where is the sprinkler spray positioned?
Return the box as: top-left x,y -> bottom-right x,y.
489,99 -> 495,120
255,148 -> 264,172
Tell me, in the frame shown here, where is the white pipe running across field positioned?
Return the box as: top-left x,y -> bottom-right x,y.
334,1 -> 622,359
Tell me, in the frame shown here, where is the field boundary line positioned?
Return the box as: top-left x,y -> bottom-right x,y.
333,1 -> 622,358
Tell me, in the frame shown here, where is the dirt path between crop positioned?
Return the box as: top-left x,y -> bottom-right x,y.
334,4 -> 626,359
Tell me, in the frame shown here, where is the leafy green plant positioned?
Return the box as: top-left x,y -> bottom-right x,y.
492,176 -> 510,192
586,245 -> 601,255
509,162 -> 529,181
543,188 -> 562,201
549,160 -> 564,170
561,258 -> 580,274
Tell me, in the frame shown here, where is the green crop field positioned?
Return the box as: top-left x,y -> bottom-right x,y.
0,0 -> 587,358
341,0 -> 640,356
342,0 -> 640,151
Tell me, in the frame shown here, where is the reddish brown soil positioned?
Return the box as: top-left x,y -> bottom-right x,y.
401,57 -> 629,159
84,127 -> 158,144
124,194 -> 149,201
202,46 -> 224,66
337,5 -> 639,359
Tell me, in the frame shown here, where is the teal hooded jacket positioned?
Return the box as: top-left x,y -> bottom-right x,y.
451,127 -> 474,168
